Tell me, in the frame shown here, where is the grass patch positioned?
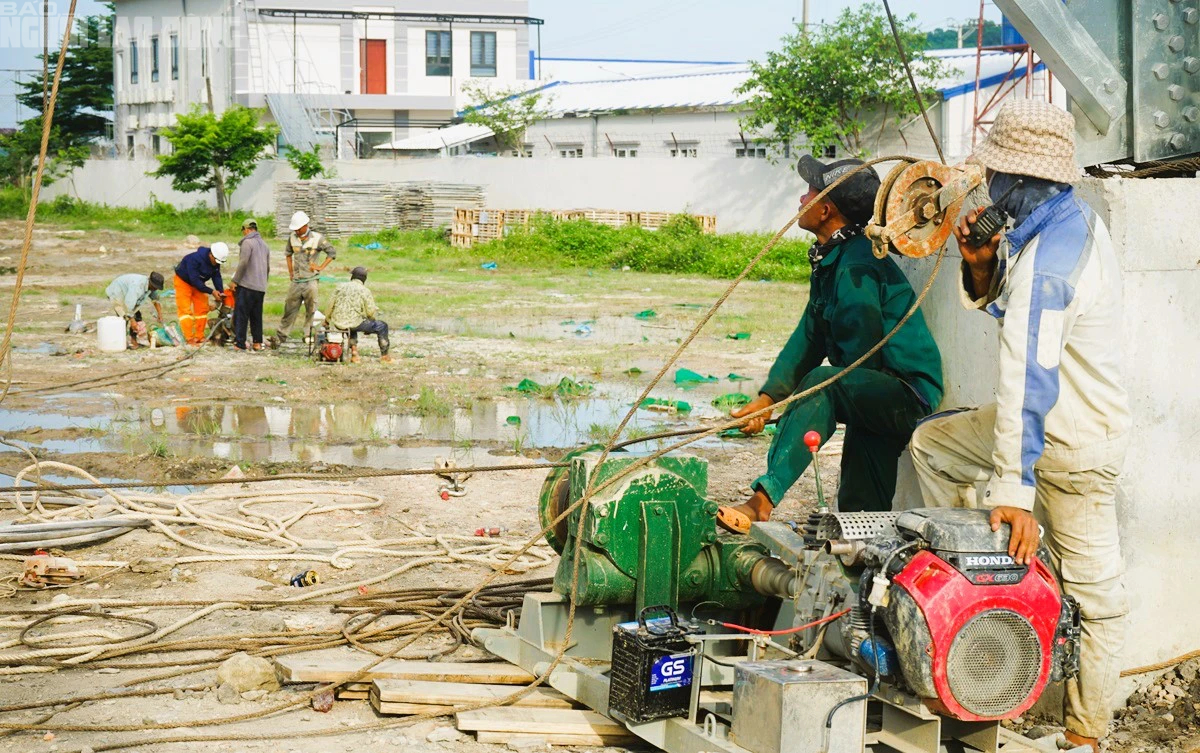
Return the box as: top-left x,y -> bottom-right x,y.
345,214 -> 812,283
415,385 -> 452,418
586,422 -> 618,444
1,189 -> 273,239
144,435 -> 172,459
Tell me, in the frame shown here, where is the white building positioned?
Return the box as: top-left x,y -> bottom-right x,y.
378,50 -> 1065,163
110,0 -> 542,158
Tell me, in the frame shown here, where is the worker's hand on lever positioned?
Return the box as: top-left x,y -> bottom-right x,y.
989,506 -> 1040,566
731,393 -> 775,436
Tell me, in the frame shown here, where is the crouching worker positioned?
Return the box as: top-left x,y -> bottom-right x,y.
716,156 -> 944,533
174,243 -> 229,345
327,267 -> 392,364
908,101 -> 1129,751
105,271 -> 164,348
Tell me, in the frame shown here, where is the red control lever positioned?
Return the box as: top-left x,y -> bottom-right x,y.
805,431 -> 827,510
804,431 -> 822,453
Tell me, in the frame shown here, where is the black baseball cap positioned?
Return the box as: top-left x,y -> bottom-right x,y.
148,271 -> 164,290
796,156 -> 881,226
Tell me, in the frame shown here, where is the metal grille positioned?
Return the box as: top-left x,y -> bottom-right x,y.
803,511 -> 900,543
947,609 -> 1043,718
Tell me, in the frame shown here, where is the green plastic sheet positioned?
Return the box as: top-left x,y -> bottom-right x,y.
674,368 -> 719,385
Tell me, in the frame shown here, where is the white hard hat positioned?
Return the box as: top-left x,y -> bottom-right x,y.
289,211 -> 311,232
210,242 -> 230,264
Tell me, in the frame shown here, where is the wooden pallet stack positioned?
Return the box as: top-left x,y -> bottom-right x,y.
274,654 -> 636,747
451,207 -> 719,249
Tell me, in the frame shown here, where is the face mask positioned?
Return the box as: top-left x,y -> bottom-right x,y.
987,172 -> 1068,227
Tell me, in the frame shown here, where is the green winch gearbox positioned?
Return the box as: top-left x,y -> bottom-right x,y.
538,450 -> 768,613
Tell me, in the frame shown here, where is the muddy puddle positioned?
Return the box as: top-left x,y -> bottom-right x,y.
426,314 -> 693,344
0,378 -> 751,470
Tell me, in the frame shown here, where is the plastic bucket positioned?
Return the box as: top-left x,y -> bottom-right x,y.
97,316 -> 127,352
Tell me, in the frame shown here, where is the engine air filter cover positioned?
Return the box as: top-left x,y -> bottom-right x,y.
946,609 -> 1044,718
890,549 -> 1062,722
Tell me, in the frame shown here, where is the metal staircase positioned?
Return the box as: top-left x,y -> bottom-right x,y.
240,0 -> 348,153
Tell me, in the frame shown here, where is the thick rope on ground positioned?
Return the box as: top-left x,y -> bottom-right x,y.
0,157 -> 926,743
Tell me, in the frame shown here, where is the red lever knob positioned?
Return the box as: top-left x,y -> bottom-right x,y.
804,431 -> 822,453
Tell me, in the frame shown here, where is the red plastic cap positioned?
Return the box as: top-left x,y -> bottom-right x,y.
804,431 -> 822,452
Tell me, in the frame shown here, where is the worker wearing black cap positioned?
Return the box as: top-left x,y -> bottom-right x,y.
326,266 -> 392,364
105,271 -> 165,348
717,156 -> 944,531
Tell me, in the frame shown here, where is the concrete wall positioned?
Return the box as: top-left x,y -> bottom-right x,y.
44,156 -> 811,234
894,176 -> 1200,680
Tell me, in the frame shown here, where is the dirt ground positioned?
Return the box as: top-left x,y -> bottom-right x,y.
0,222 -> 1183,752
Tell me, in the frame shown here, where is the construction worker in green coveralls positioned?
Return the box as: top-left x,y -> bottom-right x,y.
716,157 -> 944,533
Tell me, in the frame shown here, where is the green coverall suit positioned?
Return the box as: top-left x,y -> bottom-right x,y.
753,233 -> 944,512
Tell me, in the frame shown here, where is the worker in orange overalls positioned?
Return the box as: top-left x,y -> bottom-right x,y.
173,242 -> 229,345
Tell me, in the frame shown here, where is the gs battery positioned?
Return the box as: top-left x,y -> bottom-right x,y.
608,606 -> 702,724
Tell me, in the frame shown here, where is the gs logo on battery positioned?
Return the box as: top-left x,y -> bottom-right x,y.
649,654 -> 694,692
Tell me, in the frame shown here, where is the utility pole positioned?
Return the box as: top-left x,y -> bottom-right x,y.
42,0 -> 48,112
802,0 -> 810,35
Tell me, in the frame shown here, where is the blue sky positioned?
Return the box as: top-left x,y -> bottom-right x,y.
529,0 -> 1001,61
0,0 -> 1001,127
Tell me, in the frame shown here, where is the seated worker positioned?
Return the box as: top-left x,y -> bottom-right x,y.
717,156 -> 944,532
105,271 -> 164,348
326,266 -> 392,364
173,243 -> 229,346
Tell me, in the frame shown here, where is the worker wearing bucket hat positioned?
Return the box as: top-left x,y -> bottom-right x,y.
271,210 -> 336,348
173,243 -> 228,345
909,100 -> 1129,750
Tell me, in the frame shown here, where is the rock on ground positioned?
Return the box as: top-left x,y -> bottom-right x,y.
216,652 -> 281,692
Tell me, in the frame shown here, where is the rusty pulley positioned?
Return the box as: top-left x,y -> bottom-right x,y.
864,161 -> 985,259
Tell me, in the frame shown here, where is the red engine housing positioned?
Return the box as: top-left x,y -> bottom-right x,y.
319,342 -> 343,362
890,550 -> 1063,722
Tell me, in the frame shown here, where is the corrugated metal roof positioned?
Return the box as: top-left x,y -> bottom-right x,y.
538,57 -> 744,84
375,123 -> 493,151
536,69 -> 754,115
512,50 -> 1039,117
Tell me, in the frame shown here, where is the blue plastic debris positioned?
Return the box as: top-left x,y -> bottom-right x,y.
481,261 -> 498,270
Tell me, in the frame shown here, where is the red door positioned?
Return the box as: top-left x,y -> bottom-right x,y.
360,40 -> 387,94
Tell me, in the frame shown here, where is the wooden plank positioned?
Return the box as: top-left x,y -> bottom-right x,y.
373,700 -> 457,716
455,708 -> 627,737
335,690 -> 369,700
274,657 -> 535,685
475,731 -> 637,746
373,679 -> 576,708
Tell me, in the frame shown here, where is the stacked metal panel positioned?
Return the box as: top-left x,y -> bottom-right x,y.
273,180 -> 486,239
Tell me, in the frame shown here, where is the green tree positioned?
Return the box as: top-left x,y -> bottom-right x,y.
926,20 -> 1002,50
461,82 -> 553,153
737,3 -> 952,159
17,3 -> 114,147
0,118 -> 89,197
150,106 -> 279,213
285,144 -> 331,180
